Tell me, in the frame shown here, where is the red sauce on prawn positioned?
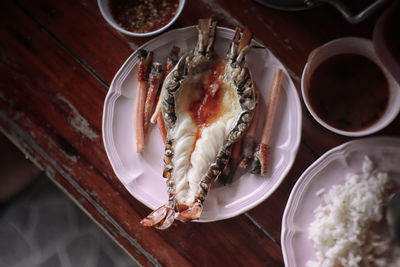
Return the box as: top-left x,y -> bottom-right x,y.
190,59 -> 226,127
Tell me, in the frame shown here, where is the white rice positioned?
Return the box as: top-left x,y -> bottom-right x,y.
307,156 -> 398,267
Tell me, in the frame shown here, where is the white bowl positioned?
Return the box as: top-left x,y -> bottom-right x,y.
301,37 -> 400,137
97,0 -> 185,37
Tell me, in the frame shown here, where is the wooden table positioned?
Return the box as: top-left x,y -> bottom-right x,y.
1,0 -> 399,266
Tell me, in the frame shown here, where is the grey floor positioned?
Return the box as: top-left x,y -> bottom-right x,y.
0,134 -> 138,267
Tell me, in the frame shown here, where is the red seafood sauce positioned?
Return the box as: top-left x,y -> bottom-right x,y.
190,59 -> 226,127
308,53 -> 389,132
109,0 -> 179,33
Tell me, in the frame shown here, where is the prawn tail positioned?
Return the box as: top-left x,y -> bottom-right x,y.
140,204 -> 176,230
176,202 -> 203,222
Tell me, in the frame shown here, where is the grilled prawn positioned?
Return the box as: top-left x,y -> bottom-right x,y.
141,18 -> 257,229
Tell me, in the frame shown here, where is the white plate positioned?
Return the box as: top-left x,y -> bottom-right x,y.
281,136 -> 400,266
102,25 -> 302,222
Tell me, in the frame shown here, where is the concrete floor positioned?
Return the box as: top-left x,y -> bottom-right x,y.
0,133 -> 138,267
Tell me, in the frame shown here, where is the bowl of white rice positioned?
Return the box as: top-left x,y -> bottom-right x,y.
308,156 -> 395,267
281,137 -> 400,267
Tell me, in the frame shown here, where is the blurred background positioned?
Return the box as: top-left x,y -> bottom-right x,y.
0,132 -> 139,267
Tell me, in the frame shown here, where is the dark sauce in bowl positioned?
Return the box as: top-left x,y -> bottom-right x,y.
308,53 -> 389,132
109,0 -> 179,33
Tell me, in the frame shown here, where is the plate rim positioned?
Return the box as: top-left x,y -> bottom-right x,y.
102,24 -> 302,222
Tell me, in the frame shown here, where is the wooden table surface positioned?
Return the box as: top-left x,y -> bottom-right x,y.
1,0 -> 399,266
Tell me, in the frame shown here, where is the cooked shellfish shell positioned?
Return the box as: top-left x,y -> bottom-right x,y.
141,18 -> 257,229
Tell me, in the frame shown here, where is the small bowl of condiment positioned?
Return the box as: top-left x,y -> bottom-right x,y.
98,0 -> 185,37
301,37 -> 400,137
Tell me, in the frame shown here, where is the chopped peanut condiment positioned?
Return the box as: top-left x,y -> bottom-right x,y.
109,0 -> 179,33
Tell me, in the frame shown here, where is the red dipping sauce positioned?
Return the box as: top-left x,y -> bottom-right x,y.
308,53 -> 389,132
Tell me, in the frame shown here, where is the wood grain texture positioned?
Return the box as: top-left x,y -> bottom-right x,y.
1,0 -> 398,266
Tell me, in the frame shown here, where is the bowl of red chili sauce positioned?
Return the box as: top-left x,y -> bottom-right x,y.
98,0 -> 185,37
301,37 -> 400,137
